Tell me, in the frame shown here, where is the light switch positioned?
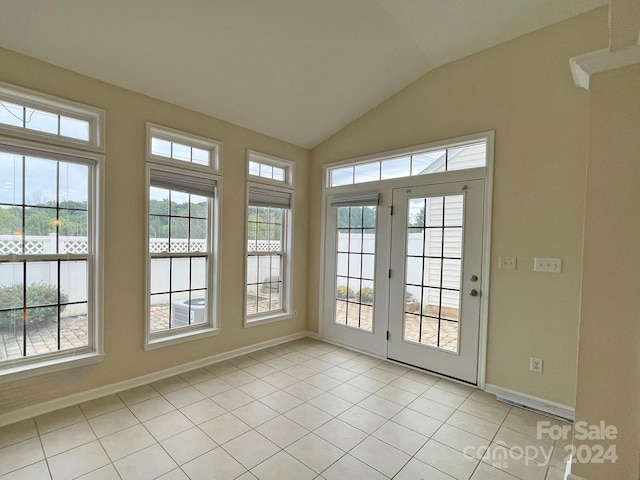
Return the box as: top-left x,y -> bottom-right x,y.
534,257 -> 562,273
499,256 -> 517,270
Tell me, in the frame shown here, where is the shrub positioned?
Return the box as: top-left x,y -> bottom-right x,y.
0,283 -> 68,329
336,285 -> 354,299
357,287 -> 374,305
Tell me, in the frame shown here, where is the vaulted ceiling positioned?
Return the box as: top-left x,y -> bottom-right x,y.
0,0 -> 607,148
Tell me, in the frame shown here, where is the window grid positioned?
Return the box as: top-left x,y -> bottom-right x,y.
335,206 -> 376,332
149,188 -> 209,333
0,101 -> 91,142
246,206 -> 284,316
404,195 -> 463,352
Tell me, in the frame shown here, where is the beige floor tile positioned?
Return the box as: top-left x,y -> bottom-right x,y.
76,463 -> 120,479
482,443 -> 548,480
228,355 -> 258,369
416,439 -> 478,479
99,424 -> 156,462
308,392 -> 352,416
203,361 -> 239,376
358,394 -> 404,419
247,349 -> 277,362
493,426 -> 555,463
471,462 -> 520,480
458,398 -> 510,424
0,460 -> 50,480
113,444 -> 177,480
256,415 -> 309,448
261,371 -> 298,389
35,405 -> 85,434
446,410 -> 501,440
338,405 -> 386,434
407,396 -> 456,421
232,401 -> 280,428
41,421 -> 96,457
151,376 -> 190,395
372,420 -> 428,455
48,440 -> 110,480
117,385 -> 159,406
221,430 -> 279,469
285,433 -> 344,473
314,418 -> 367,452
180,398 -> 226,424
199,413 -> 251,444
263,356 -> 295,371
283,381 -> 325,401
242,363 -> 278,378
363,367 -> 402,384
502,408 -> 564,440
282,364 -> 316,381
433,424 -> 490,458
402,370 -> 439,386
182,447 -> 246,480
321,454 -> 387,480
129,395 -> 175,422
250,450 -> 315,480
156,468 -> 190,480
178,367 -> 215,385
391,407 -> 443,437
164,386 -> 206,408
79,395 -> 126,419
323,366 -> 358,382
0,437 -> 44,476
211,388 -> 254,411
259,390 -> 303,413
390,376 -> 431,395
468,389 -> 498,406
283,403 -> 332,430
193,377 -> 234,397
433,379 -> 475,397
304,373 -> 343,391
346,374 -> 386,393
88,408 -> 139,438
219,370 -> 257,387
350,436 -> 410,477
421,386 -> 468,409
373,384 -> 418,406
394,458 -> 457,480
300,358 -> 334,373
545,466 -> 566,480
161,427 -> 217,465
238,379 -> 279,399
0,419 -> 38,448
329,383 -> 370,403
143,410 -> 194,442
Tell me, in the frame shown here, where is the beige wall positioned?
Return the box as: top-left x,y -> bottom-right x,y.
572,64 -> 640,479
309,8 -> 609,406
0,48 -> 310,416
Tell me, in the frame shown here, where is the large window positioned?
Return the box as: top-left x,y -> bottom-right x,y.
0,83 -> 103,379
245,151 -> 294,324
146,125 -> 221,349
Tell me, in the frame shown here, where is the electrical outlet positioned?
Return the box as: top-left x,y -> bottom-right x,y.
530,357 -> 543,373
293,310 -> 297,318
534,257 -> 562,273
499,256 -> 517,270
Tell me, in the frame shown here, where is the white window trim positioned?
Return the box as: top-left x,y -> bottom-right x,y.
247,149 -> 295,188
144,127 -> 222,349
0,135 -> 105,384
146,123 -> 222,174
244,151 -> 295,326
0,81 -> 105,153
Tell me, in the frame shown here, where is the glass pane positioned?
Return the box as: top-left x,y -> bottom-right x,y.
406,256 -> 422,286
354,162 -> 380,184
246,284 -> 258,315
59,162 -> 88,207
408,198 -> 425,228
443,228 -> 462,258
25,207 -> 57,238
411,150 -> 446,175
150,187 -> 169,215
348,253 -> 361,278
60,261 -> 87,303
0,205 -> 23,239
336,253 -> 348,277
337,207 -> 349,229
150,258 -> 170,294
59,116 -> 90,141
259,164 -> 273,179
447,143 -> 486,171
170,191 -> 189,217
59,302 -> 88,351
24,306 -> 58,357
335,299 -> 347,324
149,216 -> 169,253
26,262 -> 58,307
58,209 -> 88,248
381,156 -> 411,180
407,229 -> 424,256
424,197 -> 444,227
0,101 -> 23,127
359,280 -> 374,306
25,157 -> 57,206
273,167 -> 285,182
442,259 -> 461,290
422,287 -> 440,317
0,310 -> 24,360
190,195 -> 208,219
150,293 -> 170,332
441,291 -> 460,321
439,320 -> 459,352
0,151 -> 23,205
425,228 -> 443,257
151,138 -> 172,158
248,161 -> 260,177
191,257 -> 207,290
420,316 -> 440,347
404,313 -> 420,342
192,148 -> 210,166
190,219 -> 207,252
171,257 -> 190,292
349,230 -> 362,253
361,254 -> 375,281
423,258 -> 443,288
444,195 -> 464,227
188,292 -> 207,325
0,263 -> 24,311
26,109 -> 58,135
172,142 -> 191,162
331,166 -> 353,187
362,207 -> 376,229
170,217 -> 189,251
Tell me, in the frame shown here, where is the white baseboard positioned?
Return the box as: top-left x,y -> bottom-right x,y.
0,330 -> 314,428
485,384 -> 575,422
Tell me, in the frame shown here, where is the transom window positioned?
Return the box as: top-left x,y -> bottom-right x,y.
0,81 -> 104,151
248,150 -> 294,186
146,125 -> 221,348
147,124 -> 221,171
328,141 -> 486,187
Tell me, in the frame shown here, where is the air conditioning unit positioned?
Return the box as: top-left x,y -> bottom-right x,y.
172,298 -> 206,327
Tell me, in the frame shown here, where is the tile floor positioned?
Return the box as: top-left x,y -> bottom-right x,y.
0,338 -> 571,480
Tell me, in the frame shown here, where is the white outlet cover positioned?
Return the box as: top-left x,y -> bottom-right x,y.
534,257 -> 562,273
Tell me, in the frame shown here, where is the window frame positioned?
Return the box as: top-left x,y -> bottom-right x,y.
0,81 -> 105,153
0,134 -> 104,383
144,125 -> 222,350
244,151 -> 295,327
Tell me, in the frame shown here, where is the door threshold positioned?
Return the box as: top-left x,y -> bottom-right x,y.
386,357 -> 477,387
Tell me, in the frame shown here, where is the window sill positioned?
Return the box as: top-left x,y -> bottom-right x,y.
145,326 -> 220,351
245,312 -> 293,328
0,351 -> 104,384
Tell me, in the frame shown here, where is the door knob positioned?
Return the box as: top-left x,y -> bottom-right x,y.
469,289 -> 479,297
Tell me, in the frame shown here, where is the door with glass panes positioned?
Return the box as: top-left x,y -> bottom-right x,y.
387,180 -> 484,384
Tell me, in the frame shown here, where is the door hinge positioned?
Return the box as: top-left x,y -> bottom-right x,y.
386,331 -> 390,340
388,269 -> 392,278
389,205 -> 394,216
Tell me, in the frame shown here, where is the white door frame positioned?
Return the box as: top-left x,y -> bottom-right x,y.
318,131 -> 494,389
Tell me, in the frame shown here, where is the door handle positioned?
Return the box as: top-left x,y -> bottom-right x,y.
469,289 -> 479,297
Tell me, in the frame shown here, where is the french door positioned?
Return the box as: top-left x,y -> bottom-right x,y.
387,180 -> 484,383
